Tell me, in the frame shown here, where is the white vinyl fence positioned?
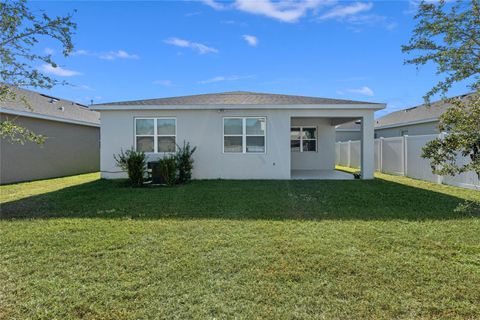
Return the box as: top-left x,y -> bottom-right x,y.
336,133 -> 479,190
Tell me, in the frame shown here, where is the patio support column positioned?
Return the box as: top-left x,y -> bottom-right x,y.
361,113 -> 375,179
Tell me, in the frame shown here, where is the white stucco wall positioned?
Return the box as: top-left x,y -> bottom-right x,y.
99,108 -> 376,180
291,117 -> 335,170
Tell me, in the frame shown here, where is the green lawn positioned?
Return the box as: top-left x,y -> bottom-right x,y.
1,173 -> 479,319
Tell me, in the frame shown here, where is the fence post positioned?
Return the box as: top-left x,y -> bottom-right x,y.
436,132 -> 446,184
403,135 -> 408,177
380,137 -> 384,173
347,140 -> 351,168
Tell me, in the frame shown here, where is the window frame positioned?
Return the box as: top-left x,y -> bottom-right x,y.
134,117 -> 177,154
223,117 -> 267,154
291,126 -> 317,152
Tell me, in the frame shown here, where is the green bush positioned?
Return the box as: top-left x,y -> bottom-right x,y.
113,149 -> 146,187
175,141 -> 197,184
159,156 -> 177,187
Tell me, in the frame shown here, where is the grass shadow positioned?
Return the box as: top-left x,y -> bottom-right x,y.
1,176 -> 478,221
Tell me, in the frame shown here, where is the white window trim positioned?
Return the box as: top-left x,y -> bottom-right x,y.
291,126 -> 317,152
223,117 -> 267,154
134,117 -> 177,154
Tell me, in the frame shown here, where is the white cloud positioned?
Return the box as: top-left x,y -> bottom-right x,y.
347,13 -> 396,29
73,84 -> 94,90
318,2 -> 397,31
319,2 -> 373,20
39,64 -> 82,77
164,37 -> 218,54
345,86 -> 374,96
153,80 -> 172,86
234,0 -> 325,23
200,0 -> 226,10
99,50 -> 139,60
242,34 -> 258,47
71,49 -> 139,60
198,75 -> 254,84
71,49 -> 90,56
200,0 -> 395,29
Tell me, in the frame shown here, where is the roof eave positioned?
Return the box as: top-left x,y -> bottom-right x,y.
91,103 -> 386,111
0,107 -> 100,127
375,117 -> 439,130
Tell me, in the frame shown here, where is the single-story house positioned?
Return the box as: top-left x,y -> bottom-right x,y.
335,120 -> 362,142
335,92 -> 474,140
92,91 -> 385,180
0,86 -> 100,184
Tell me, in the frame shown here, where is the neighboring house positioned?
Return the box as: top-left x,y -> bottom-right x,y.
92,91 -> 384,180
335,92 -> 475,140
0,87 -> 100,184
335,120 -> 361,142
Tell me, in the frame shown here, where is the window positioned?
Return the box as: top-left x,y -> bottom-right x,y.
291,126 -> 317,152
223,117 -> 266,153
135,118 -> 176,153
400,130 -> 408,136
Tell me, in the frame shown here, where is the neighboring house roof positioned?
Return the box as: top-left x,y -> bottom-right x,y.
335,92 -> 476,131
94,91 -> 383,108
0,86 -> 100,127
335,120 -> 361,131
374,92 -> 475,129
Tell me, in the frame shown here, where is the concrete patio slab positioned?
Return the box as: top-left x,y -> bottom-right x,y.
291,169 -> 354,180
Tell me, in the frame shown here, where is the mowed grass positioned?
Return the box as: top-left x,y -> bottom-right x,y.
1,173 -> 479,319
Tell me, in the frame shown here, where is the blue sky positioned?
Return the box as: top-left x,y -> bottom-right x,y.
30,0 -> 472,117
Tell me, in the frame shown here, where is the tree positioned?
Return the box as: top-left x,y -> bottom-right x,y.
402,0 -> 479,101
0,0 -> 76,144
421,94 -> 480,179
403,0 -> 479,213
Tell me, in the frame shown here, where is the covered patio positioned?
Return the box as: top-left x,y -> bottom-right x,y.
290,115 -> 373,180
291,169 -> 354,180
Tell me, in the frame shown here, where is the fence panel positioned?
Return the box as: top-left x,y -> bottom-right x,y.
350,141 -> 361,169
442,154 -> 480,189
338,142 -> 349,167
335,134 -> 479,190
374,140 -> 381,171
405,135 -> 439,183
381,137 -> 404,175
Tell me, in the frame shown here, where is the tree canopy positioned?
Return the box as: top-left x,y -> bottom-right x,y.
402,0 -> 480,101
0,0 -> 76,144
403,0 -> 479,199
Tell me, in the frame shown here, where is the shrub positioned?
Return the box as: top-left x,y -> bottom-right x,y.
175,141 -> 197,184
114,149 -> 146,187
159,156 -> 177,187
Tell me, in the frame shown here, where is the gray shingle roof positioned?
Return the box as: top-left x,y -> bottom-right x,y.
334,92 -> 476,130
0,86 -> 100,125
94,91 -> 382,106
336,120 -> 362,130
374,93 -> 475,128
